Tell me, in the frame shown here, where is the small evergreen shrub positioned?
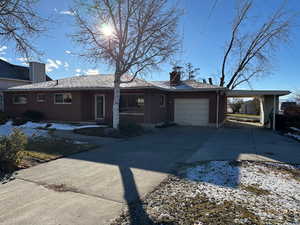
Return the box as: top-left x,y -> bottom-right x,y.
0,112 -> 8,125
0,128 -> 27,172
119,122 -> 144,137
12,117 -> 28,126
22,110 -> 44,121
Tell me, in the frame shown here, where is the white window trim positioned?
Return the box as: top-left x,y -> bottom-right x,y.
13,94 -> 28,104
54,93 -> 72,104
37,93 -> 46,103
160,94 -> 166,108
95,94 -> 105,120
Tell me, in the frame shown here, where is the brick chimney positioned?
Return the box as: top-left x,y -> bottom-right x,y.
170,66 -> 182,86
29,62 -> 46,83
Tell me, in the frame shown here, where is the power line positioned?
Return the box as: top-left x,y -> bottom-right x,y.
200,0 -> 219,35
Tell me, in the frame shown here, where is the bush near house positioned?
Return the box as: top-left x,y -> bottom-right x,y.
0,112 -> 8,125
74,122 -> 145,138
0,129 -> 27,172
22,110 -> 45,121
275,114 -> 300,130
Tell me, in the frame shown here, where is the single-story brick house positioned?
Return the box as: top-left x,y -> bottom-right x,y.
3,64 -> 290,128
3,68 -> 228,127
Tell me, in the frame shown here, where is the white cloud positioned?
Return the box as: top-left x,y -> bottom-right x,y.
64,62 -> 69,68
55,60 -> 62,65
46,59 -> 61,72
0,57 -> 7,62
17,57 -> 26,61
16,57 -> 29,66
75,69 -> 81,73
65,50 -> 71,54
85,69 -> 99,75
60,10 -> 75,16
0,46 -> 7,55
0,46 -> 7,51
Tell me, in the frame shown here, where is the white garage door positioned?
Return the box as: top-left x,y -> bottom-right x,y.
174,98 -> 209,126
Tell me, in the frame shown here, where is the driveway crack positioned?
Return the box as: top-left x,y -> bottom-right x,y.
16,177 -> 124,204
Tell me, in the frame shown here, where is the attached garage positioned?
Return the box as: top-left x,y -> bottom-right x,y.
174,98 -> 209,126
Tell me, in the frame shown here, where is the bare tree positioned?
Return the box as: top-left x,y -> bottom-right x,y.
184,62 -> 200,80
219,0 -> 294,89
70,0 -> 181,129
229,98 -> 244,114
0,0 -> 47,58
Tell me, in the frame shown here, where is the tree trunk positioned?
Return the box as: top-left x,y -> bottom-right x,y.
113,75 -> 121,129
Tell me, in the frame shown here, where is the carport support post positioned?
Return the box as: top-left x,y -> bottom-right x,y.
216,91 -> 219,128
273,95 -> 276,131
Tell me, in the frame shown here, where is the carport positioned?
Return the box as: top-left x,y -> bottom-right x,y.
226,90 -> 290,130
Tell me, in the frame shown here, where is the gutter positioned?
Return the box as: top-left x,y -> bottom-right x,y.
4,86 -> 228,93
0,78 -> 32,83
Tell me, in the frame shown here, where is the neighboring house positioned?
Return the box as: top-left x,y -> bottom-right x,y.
3,69 -> 227,126
2,68 -> 290,127
280,101 -> 296,111
0,60 -> 51,111
240,100 -> 259,115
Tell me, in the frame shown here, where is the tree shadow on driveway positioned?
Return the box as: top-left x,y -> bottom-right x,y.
10,126 -> 300,225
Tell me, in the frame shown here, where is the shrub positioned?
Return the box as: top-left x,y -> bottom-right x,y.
275,114 -> 300,131
119,122 -> 144,137
0,128 -> 27,172
22,110 -> 44,121
0,112 -> 8,125
12,117 -> 28,126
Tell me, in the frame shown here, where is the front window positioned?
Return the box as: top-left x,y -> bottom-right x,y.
54,93 -> 72,104
37,94 -> 46,102
13,95 -> 27,104
120,94 -> 144,114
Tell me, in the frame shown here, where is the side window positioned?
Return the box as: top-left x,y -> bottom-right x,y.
37,94 -> 46,102
13,95 -> 28,104
54,93 -> 72,104
160,95 -> 166,107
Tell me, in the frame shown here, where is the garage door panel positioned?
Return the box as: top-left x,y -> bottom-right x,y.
174,98 -> 209,126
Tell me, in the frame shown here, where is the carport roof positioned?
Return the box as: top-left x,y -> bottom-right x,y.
227,90 -> 291,97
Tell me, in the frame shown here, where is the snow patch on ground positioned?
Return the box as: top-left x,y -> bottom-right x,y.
290,127 -> 300,132
286,132 -> 300,141
185,161 -> 300,224
0,121 -> 48,137
49,123 -> 104,130
0,121 -> 106,137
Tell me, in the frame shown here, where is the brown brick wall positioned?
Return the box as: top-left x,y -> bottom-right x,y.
4,91 -> 82,121
4,89 -> 226,125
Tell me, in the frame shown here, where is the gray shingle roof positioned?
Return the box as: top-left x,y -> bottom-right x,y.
7,74 -> 224,92
149,80 -> 222,90
0,59 -> 52,81
0,59 -> 30,80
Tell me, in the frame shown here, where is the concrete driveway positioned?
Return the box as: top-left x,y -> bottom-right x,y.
0,126 -> 299,225
0,126 -> 215,225
188,126 -> 300,164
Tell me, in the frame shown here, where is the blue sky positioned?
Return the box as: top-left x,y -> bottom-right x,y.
1,0 -> 299,99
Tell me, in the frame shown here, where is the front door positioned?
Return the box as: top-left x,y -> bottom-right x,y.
95,95 -> 105,120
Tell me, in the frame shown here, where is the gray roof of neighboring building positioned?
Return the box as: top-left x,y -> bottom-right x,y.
6,74 -> 225,92
0,59 -> 30,80
0,59 -> 52,81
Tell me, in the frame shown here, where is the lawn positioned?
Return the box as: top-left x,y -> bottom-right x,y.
227,113 -> 260,119
21,137 -> 98,167
111,161 -> 300,225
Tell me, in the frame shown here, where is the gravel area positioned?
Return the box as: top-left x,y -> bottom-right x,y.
111,161 -> 300,225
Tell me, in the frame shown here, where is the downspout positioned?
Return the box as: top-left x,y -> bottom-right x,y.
216,90 -> 219,128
